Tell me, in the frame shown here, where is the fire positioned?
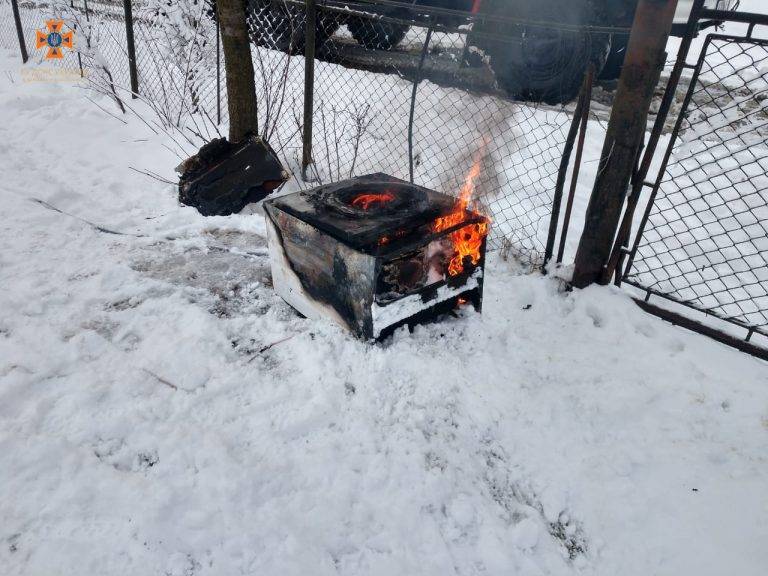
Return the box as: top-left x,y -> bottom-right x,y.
445,221 -> 489,276
350,191 -> 395,211
432,151 -> 489,277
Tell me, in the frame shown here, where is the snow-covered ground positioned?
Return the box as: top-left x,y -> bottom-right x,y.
1,41 -> 768,576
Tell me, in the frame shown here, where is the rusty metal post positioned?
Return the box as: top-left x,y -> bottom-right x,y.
571,0 -> 679,288
544,66 -> 593,268
123,0 -> 139,98
556,65 -> 594,264
408,27 -> 433,184
607,0 -> 706,285
11,0 -> 28,63
301,0 -> 317,180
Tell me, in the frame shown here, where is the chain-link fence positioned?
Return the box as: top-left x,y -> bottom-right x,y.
0,0 -> 16,49
0,0 -> 610,267
623,25 -> 768,343
305,1 -> 592,262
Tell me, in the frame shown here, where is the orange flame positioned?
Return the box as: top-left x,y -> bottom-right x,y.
445,221 -> 489,276
432,148 -> 489,276
351,192 -> 395,211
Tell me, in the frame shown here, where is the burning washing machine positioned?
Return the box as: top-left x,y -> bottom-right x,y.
264,173 -> 489,340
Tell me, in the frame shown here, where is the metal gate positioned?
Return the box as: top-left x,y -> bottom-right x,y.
618,6 -> 768,354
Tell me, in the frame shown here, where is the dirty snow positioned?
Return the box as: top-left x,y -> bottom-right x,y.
1,22 -> 768,576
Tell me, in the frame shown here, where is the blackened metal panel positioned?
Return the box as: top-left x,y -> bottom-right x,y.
267,173 -> 460,251
265,204 -> 377,339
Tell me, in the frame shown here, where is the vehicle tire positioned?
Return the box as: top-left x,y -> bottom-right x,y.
598,33 -> 628,81
484,29 -> 611,105
346,16 -> 409,50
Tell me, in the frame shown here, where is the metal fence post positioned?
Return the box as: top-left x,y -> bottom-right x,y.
556,65 -> 594,265
216,16 -> 221,125
408,27 -> 433,184
544,65 -> 593,268
571,0 -> 680,288
11,0 -> 28,63
605,0 -> 705,285
69,0 -> 83,77
123,0 -> 139,98
301,0 -> 317,180
83,0 -> 92,50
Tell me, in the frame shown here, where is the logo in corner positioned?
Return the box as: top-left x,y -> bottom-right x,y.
35,19 -> 73,60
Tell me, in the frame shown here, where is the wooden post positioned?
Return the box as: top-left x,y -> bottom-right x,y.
606,0 -> 706,284
571,0 -> 679,288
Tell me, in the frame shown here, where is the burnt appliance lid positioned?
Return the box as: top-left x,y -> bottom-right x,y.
265,173 -> 486,252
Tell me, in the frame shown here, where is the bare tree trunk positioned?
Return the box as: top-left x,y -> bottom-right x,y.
217,0 -> 258,143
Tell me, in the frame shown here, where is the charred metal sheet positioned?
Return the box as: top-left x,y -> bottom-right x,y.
179,136 -> 288,216
264,173 -> 488,340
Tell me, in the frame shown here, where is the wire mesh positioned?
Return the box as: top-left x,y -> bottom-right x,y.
132,1 -> 221,134
0,0 -> 16,50
272,0 -> 580,263
243,0 -> 307,166
624,32 -> 768,338
1,0 -> 598,268
13,0 -> 84,75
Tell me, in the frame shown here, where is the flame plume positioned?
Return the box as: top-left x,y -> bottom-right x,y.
432,147 -> 489,277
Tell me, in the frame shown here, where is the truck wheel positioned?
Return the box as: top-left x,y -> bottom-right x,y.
598,34 -> 628,81
346,16 -> 409,50
244,0 -> 338,53
486,30 -> 611,105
